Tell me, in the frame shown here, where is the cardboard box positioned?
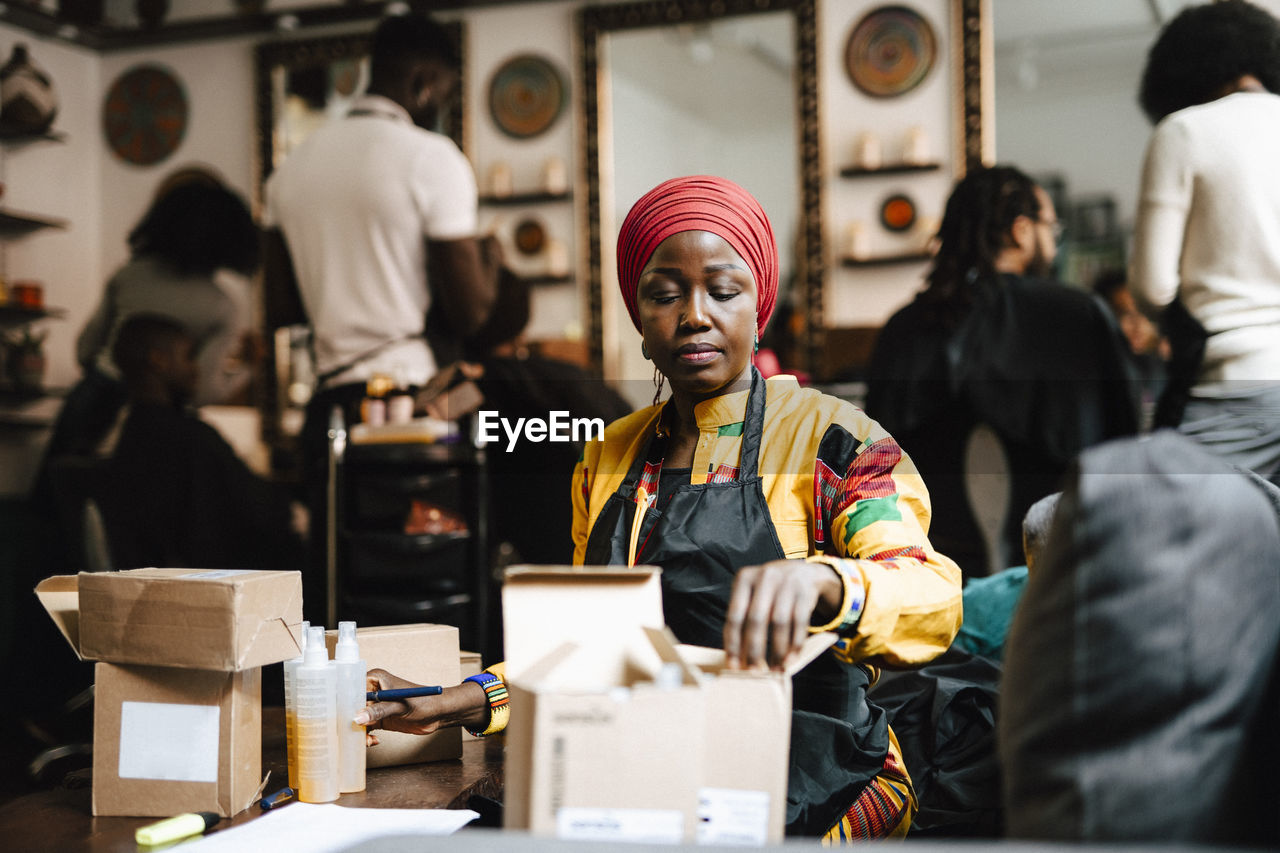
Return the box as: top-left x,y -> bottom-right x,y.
35,569 -> 302,817
92,663 -> 262,818
501,565 -> 832,845
39,569 -> 302,670
324,623 -> 462,767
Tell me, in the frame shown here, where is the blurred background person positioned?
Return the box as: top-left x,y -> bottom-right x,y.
1130,0 -> 1280,480
99,313 -> 305,572
33,175 -> 260,503
866,165 -> 1138,579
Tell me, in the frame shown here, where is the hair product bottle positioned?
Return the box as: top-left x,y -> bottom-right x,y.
296,625 -> 340,803
334,621 -> 367,793
283,619 -> 309,791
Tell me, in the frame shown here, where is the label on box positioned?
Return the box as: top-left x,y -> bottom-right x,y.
118,701 -> 220,783
696,788 -> 770,846
556,807 -> 684,843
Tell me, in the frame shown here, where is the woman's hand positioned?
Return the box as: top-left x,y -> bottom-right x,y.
723,559 -> 843,671
353,668 -> 489,746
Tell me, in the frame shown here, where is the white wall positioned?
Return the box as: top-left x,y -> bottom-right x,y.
0,28 -> 101,494
821,0 -> 958,328
461,2 -> 580,343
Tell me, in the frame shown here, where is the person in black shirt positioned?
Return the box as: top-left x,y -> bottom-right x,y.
101,313 -> 306,571
865,166 -> 1138,578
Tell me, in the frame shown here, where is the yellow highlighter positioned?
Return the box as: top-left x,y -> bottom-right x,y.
627,485 -> 651,567
136,811 -> 222,846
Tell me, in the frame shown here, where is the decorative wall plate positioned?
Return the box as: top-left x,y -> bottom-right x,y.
513,217 -> 547,256
488,54 -> 566,139
880,193 -> 917,232
845,5 -> 937,98
102,65 -> 188,166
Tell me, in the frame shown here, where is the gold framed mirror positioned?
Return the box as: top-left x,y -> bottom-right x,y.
579,0 -> 822,386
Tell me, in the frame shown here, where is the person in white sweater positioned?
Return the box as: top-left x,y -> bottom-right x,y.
1130,0 -> 1280,481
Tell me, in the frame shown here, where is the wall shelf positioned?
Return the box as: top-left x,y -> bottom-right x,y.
479,190 -> 572,206
841,252 -> 932,268
0,305 -> 66,328
0,129 -> 67,149
838,162 -> 941,179
0,208 -> 70,236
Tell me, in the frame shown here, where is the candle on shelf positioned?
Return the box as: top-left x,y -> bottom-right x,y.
902,126 -> 931,165
854,132 -> 882,170
488,162 -> 513,197
542,156 -> 568,195
844,221 -> 869,259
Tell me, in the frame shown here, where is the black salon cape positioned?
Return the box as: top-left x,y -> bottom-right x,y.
865,274 -> 1139,575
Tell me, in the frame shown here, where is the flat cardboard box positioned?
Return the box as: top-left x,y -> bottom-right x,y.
324,623 -> 462,767
92,662 -> 263,817
36,569 -> 303,671
501,565 -> 832,844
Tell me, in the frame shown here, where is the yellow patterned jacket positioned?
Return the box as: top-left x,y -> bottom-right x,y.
571,374 -> 962,668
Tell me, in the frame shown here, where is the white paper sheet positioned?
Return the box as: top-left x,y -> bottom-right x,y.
118,701 -> 220,783
180,804 -> 479,851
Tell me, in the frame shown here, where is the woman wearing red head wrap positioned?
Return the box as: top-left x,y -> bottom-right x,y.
573,176 -> 961,840
358,176 -> 960,842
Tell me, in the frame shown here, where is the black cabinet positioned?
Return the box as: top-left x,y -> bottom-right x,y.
334,439 -> 496,660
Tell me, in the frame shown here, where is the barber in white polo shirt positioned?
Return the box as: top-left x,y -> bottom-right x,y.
263,12 -> 498,618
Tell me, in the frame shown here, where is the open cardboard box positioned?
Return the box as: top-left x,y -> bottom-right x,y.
35,569 -> 303,817
323,623 -> 463,767
501,565 -> 834,845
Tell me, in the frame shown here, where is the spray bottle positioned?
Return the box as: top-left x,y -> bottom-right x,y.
295,625 -> 340,803
283,619 -> 309,790
334,621 -> 367,793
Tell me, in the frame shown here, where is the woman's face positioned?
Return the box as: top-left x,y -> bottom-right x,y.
637,230 -> 759,401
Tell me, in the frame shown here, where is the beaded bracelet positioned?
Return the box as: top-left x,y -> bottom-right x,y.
805,555 -> 866,634
462,670 -> 510,737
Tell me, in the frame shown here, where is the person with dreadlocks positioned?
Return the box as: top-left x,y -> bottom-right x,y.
865,165 -> 1138,579
354,176 -> 962,841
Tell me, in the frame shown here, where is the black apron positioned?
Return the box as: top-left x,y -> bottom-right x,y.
583,369 -> 891,836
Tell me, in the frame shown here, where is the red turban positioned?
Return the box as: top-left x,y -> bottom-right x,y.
616,175 -> 778,336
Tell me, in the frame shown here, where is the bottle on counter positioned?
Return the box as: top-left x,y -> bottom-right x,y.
283,619 -> 310,791
334,621 -> 367,793
386,365 -> 414,425
296,625 -> 340,803
361,373 -> 394,427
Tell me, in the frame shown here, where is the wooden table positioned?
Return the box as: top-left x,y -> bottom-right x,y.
0,708 -> 505,853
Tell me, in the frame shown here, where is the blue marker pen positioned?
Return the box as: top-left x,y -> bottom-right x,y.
366,685 -> 443,702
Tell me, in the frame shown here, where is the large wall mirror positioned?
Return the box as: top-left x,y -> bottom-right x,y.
253,25 -> 466,454
990,0 -> 1167,288
580,0 -> 821,393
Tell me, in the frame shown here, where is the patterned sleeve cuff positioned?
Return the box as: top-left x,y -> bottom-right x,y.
462,666 -> 510,737
805,555 -> 866,634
